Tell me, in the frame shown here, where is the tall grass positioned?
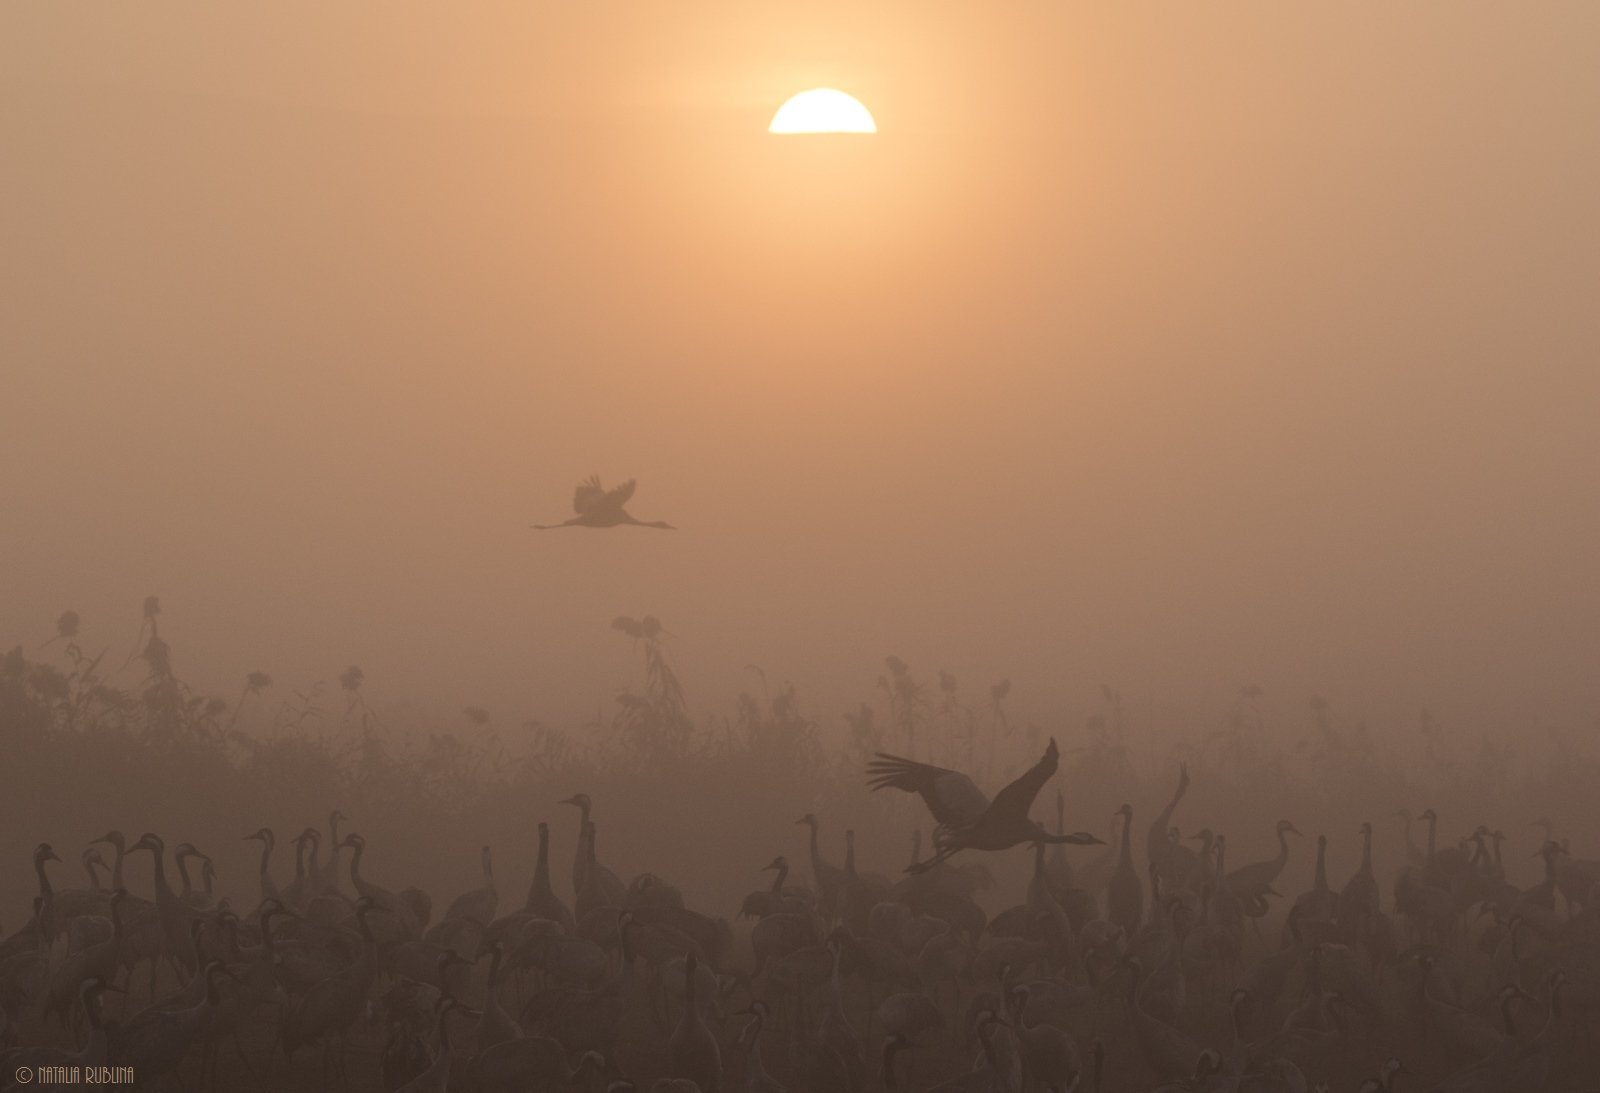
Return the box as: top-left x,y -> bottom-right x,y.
2,598 -> 1596,931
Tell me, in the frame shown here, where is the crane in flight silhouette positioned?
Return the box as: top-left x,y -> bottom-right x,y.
531,476 -> 675,530
867,738 -> 1103,874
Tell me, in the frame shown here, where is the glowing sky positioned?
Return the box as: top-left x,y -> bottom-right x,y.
2,2 -> 1598,739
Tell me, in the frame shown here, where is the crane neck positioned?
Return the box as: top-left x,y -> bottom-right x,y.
573,822 -> 590,893
147,843 -> 171,896
529,825 -> 552,910
534,825 -> 550,885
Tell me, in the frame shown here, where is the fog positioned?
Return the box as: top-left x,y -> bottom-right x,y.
4,3 -> 1597,736
3,4 -> 1599,1090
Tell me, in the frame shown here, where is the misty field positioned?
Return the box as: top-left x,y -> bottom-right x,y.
1,599 -> 1597,1091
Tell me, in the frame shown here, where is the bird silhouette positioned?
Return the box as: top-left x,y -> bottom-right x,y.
867,739 -> 1103,873
532,477 -> 675,530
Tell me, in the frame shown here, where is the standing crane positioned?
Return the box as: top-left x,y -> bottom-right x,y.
866,739 -> 1103,874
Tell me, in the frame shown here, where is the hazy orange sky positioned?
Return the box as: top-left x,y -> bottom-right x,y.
4,3 -> 1598,741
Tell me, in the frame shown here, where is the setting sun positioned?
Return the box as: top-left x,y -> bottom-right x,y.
768,88 -> 877,134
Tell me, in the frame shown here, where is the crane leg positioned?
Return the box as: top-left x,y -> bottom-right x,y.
905,844 -> 963,875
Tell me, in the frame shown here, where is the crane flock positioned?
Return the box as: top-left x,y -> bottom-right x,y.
0,746 -> 1597,1092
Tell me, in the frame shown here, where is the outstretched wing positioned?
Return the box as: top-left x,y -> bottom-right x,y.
986,737 -> 1059,827
604,478 -> 637,509
866,753 -> 990,829
573,476 -> 606,514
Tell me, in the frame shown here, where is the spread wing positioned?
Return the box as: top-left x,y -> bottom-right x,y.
866,753 -> 990,829
986,737 -> 1059,826
574,476 -> 637,515
605,478 -> 637,508
573,476 -> 606,514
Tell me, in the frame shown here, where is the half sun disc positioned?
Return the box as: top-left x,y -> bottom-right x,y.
769,89 -> 878,134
